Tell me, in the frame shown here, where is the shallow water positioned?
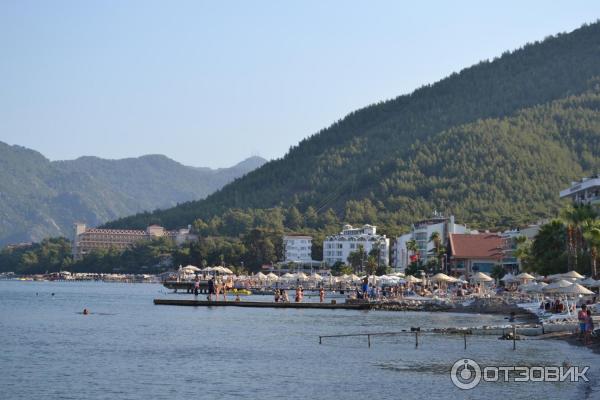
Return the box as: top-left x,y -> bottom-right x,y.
1,281 -> 598,400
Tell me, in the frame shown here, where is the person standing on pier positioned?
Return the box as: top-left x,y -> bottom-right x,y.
319,287 -> 325,303
194,277 -> 200,296
578,305 -> 588,340
207,277 -> 215,301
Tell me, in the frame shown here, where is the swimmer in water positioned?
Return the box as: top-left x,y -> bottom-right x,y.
83,308 -> 89,315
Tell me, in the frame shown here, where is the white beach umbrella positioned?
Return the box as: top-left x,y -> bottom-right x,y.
255,272 -> 268,280
430,273 -> 453,283
519,282 -> 547,293
266,272 -> 279,280
501,273 -> 516,282
350,274 -> 362,283
296,272 -> 308,281
578,277 -> 598,287
182,265 -> 200,272
201,266 -> 214,272
404,275 -> 422,283
556,283 -> 594,295
309,273 -> 323,281
515,272 -> 535,281
542,279 -> 573,292
561,270 -> 585,280
471,272 -> 493,282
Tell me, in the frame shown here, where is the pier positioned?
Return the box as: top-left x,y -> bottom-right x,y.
153,298 -> 371,310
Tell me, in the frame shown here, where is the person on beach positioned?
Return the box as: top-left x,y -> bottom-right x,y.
207,277 -> 215,301
362,279 -> 369,300
281,289 -> 290,303
194,277 -> 200,296
319,287 -> 325,303
578,305 -> 588,340
585,309 -> 594,345
295,287 -> 301,303
274,289 -> 280,303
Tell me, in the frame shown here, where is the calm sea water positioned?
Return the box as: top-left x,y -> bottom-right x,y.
1,281 -> 598,400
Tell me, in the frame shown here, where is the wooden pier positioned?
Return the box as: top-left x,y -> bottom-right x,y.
153,298 -> 371,310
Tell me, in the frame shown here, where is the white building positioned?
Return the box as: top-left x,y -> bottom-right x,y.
323,224 -> 389,267
282,235 -> 313,263
392,215 -> 469,272
560,176 -> 600,206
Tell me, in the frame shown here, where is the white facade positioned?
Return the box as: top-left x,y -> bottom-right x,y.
323,224 -> 389,267
283,235 -> 313,263
560,176 -> 600,206
392,215 -> 469,272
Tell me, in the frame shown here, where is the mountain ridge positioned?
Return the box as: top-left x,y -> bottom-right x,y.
103,21 -> 600,234
0,141 -> 266,245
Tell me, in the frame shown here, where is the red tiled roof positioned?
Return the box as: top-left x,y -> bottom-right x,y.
449,233 -> 504,259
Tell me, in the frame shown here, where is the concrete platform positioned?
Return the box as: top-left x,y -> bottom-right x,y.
153,298 -> 371,310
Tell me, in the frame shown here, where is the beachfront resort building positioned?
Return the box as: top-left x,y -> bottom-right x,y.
323,224 -> 389,267
72,223 -> 195,259
282,235 -> 313,263
447,233 -> 505,275
392,214 -> 470,272
560,175 -> 600,206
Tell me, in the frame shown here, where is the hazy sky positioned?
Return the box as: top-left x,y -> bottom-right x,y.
1,1 -> 599,168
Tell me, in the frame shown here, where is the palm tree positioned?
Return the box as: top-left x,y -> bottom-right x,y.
406,239 -> 419,265
562,205 -> 597,271
513,235 -> 530,272
429,232 -> 443,271
583,220 -> 600,278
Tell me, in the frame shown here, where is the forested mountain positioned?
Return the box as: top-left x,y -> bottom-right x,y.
0,143 -> 265,245
105,22 -> 600,237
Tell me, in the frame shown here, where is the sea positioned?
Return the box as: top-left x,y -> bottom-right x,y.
1,281 -> 598,400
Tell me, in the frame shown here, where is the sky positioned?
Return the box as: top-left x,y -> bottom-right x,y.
1,1 -> 599,168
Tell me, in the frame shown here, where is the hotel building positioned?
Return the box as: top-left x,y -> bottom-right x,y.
560,175 -> 600,206
72,223 -> 195,259
392,214 -> 469,272
282,235 -> 313,263
323,224 -> 389,267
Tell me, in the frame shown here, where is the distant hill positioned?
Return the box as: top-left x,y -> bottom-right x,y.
0,143 -> 266,245
104,21 -> 600,236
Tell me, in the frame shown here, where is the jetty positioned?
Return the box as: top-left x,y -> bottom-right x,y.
153,298 -> 371,310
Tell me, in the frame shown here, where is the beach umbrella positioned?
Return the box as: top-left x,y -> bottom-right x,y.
404,275 -> 422,283
542,279 -> 573,292
309,273 -> 323,281
255,272 -> 267,280
390,272 -> 405,277
519,282 -> 547,293
266,272 -> 279,280
201,266 -> 214,272
561,270 -> 585,280
430,273 -> 454,282
546,273 -> 565,281
515,272 -> 535,281
556,283 -> 594,295
350,274 -> 361,282
578,277 -> 598,287
471,272 -> 493,282
296,272 -> 308,281
501,273 -> 516,282
281,273 -> 294,279
220,267 -> 234,274
182,265 -> 200,272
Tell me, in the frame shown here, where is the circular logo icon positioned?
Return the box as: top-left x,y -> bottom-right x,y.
451,358 -> 482,390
